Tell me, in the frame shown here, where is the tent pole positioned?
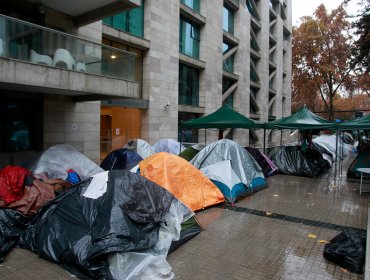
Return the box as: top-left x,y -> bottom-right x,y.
263,128 -> 266,155
205,129 -> 207,145
280,130 -> 283,147
342,132 -> 344,176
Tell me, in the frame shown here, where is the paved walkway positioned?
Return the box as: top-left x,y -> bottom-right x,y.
0,152 -> 368,279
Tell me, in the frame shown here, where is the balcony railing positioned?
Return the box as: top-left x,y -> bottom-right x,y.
0,14 -> 137,81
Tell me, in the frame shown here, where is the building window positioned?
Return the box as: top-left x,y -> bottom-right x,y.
179,17 -> 200,59
223,5 -> 234,35
246,0 -> 260,20
223,42 -> 234,73
223,95 -> 234,108
102,38 -> 143,83
179,63 -> 199,106
178,112 -> 199,143
250,57 -> 260,83
0,98 -> 43,153
222,77 -> 234,93
102,4 -> 144,37
181,0 -> 200,12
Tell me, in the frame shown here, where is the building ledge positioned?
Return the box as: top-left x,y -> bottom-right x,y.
178,104 -> 205,114
180,3 -> 206,26
101,98 -> 148,109
0,58 -> 140,101
40,0 -> 141,27
179,54 -> 206,70
223,71 -> 239,81
251,49 -> 261,59
103,25 -> 150,51
224,0 -> 240,11
250,81 -> 261,89
249,113 -> 261,120
223,31 -> 239,46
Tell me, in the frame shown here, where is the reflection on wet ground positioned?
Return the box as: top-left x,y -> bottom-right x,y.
168,152 -> 369,279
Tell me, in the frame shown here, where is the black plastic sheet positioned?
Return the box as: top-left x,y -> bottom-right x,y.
272,145 -> 322,177
0,209 -> 30,262
19,170 -> 177,279
324,228 -> 366,274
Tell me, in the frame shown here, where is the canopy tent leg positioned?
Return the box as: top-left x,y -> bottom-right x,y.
205,129 -> 207,145
218,129 -> 224,140
263,128 -> 266,155
334,129 -> 338,179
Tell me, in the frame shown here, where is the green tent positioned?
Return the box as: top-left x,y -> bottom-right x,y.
338,114 -> 370,130
181,104 -> 262,129
264,106 -> 336,130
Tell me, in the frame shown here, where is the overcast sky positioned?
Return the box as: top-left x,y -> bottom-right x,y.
292,0 -> 362,26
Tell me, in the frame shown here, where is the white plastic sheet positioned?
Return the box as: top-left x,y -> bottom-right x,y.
153,139 -> 185,155
108,199 -> 192,280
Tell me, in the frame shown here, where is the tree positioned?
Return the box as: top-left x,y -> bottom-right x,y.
345,0 -> 370,98
292,4 -> 356,119
345,0 -> 370,71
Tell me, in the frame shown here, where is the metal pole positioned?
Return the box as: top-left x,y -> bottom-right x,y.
263,128 -> 266,155
334,128 -> 338,178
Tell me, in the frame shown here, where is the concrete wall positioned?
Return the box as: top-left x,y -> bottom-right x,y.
43,97 -> 101,163
141,0 -> 292,147
42,13 -> 104,163
199,0 -> 224,143
141,1 -> 180,145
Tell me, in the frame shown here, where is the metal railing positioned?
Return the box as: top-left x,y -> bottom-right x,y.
0,14 -> 137,81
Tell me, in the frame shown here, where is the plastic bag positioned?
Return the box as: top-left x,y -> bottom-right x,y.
323,228 -> 366,274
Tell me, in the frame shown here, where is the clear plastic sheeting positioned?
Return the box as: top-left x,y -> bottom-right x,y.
153,139 -> 185,155
22,144 -> 103,181
125,139 -> 156,159
108,199 -> 191,280
313,135 -> 351,160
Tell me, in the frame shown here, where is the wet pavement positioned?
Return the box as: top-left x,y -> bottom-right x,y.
0,152 -> 369,279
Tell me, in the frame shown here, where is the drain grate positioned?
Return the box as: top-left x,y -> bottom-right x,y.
218,205 -> 365,232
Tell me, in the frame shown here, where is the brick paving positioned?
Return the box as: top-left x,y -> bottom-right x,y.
0,152 -> 368,279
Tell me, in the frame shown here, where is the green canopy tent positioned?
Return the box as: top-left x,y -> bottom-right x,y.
264,106 -> 343,176
337,114 -> 370,131
181,104 -> 263,129
180,104 -> 262,143
264,106 -> 337,130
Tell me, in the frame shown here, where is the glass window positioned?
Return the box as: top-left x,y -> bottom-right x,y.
181,0 -> 200,13
222,77 -> 234,93
179,64 -> 199,106
178,112 -> 199,143
223,5 -> 234,35
223,42 -> 234,73
250,87 -> 260,114
250,33 -> 260,51
179,17 -> 200,59
223,94 -> 234,108
103,38 -> 143,83
246,0 -> 259,19
103,4 -> 144,37
0,98 -> 43,152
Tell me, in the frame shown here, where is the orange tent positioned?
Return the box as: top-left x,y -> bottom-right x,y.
139,152 -> 224,211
